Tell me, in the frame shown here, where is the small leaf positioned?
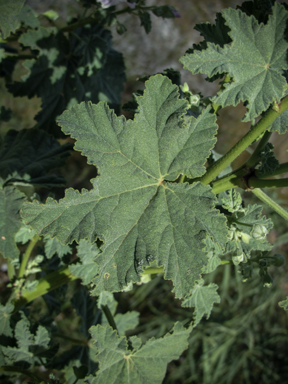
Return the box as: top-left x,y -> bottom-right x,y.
0,186 -> 26,259
279,296 -> 288,311
45,236 -> 72,259
0,0 -> 25,39
182,279 -> 220,326
0,303 -> 14,337
69,239 -> 99,284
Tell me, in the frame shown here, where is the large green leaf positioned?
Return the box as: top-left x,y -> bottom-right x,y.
22,75 -> 227,299
0,0 -> 25,39
87,322 -> 191,384
180,3 -> 288,123
0,186 -> 26,259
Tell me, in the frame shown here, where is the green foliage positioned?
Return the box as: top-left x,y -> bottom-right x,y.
88,322 -> 191,384
0,0 -> 288,383
180,3 -> 288,122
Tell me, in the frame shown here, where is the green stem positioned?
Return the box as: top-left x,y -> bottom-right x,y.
52,332 -> 89,346
211,166 -> 248,194
246,131 -> 272,168
18,234 -> 40,279
142,267 -> 164,274
179,174 -> 186,183
220,260 -> 232,265
12,266 -> 77,313
256,161 -> 288,178
251,188 -> 288,222
61,17 -> 100,32
101,304 -> 118,333
0,366 -> 42,383
7,259 -> 15,280
248,178 -> 288,189
200,95 -> 288,185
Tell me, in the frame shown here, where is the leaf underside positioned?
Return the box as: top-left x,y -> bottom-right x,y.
21,75 -> 227,299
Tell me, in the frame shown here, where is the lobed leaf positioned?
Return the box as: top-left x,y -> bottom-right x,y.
22,75 -> 228,299
182,279 -> 220,326
87,322 -> 191,384
180,3 -> 288,122
0,0 -> 25,39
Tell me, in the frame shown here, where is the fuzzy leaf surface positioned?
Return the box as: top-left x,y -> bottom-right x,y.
180,3 -> 288,122
22,75 -> 227,299
182,279 -> 220,326
0,0 -> 25,38
87,322 -> 191,384
0,186 -> 26,259
0,303 -> 14,337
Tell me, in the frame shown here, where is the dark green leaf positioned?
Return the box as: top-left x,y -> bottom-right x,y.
0,186 -> 26,259
0,0 -> 25,39
22,75 -> 227,299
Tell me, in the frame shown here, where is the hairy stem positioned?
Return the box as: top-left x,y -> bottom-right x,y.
251,188 -> 288,222
200,95 -> 288,185
249,178 -> 288,189
12,266 -> 77,313
18,234 -> 41,279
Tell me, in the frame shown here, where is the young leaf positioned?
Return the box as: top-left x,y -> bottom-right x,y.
0,0 -> 25,39
87,322 -> 191,384
44,236 -> 72,259
279,296 -> 288,311
69,239 -> 100,284
180,3 -> 288,122
2,313 -> 50,365
0,303 -> 14,337
21,75 -> 227,299
0,186 -> 26,259
181,279 -> 220,326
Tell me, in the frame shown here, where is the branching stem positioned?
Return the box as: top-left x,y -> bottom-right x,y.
251,188 -> 288,222
200,95 -> 288,185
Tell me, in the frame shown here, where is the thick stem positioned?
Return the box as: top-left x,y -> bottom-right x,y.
7,259 -> 15,280
12,266 -> 77,313
200,95 -> 288,185
18,234 -> 40,278
248,178 -> 288,189
251,189 -> 288,222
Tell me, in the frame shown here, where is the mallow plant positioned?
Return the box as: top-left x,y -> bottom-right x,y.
0,0 -> 288,382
